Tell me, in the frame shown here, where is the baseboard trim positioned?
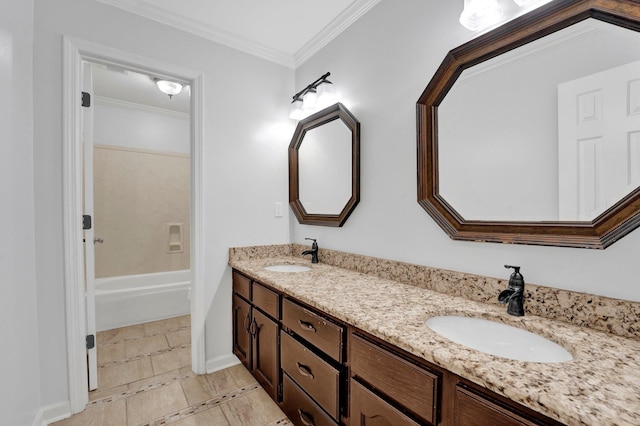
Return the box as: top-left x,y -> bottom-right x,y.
206,353 -> 240,373
33,401 -> 71,426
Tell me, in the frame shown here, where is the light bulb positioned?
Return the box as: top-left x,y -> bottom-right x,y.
289,98 -> 304,120
302,89 -> 318,117
459,0 -> 504,32
155,79 -> 183,98
315,80 -> 338,110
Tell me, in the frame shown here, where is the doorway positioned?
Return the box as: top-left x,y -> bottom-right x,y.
89,62 -> 193,392
63,36 -> 206,414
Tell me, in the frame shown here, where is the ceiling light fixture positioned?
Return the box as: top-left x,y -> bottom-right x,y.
154,78 -> 184,99
459,0 -> 504,31
289,72 -> 338,120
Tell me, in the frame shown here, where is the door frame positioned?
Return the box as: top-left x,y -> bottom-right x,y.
62,36 -> 206,414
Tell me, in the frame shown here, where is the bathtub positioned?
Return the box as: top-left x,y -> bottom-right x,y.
95,270 -> 191,331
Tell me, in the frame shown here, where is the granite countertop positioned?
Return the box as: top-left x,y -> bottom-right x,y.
229,255 -> 640,426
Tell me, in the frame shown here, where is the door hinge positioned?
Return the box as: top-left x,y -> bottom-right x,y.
81,91 -> 91,107
83,215 -> 92,230
86,334 -> 95,350
277,382 -> 283,401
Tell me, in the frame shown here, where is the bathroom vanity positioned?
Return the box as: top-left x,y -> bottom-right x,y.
228,244 -> 640,425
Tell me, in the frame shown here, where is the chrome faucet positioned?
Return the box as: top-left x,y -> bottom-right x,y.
301,238 -> 319,264
498,265 -> 525,316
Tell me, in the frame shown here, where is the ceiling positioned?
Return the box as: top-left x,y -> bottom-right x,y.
96,0 -> 381,68
92,0 -> 380,113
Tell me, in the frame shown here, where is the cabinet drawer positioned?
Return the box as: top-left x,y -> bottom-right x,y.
455,384 -> 538,426
232,270 -> 251,300
282,299 -> 344,362
281,331 -> 340,420
253,282 -> 280,319
350,379 -> 421,426
282,374 -> 338,426
350,333 -> 439,424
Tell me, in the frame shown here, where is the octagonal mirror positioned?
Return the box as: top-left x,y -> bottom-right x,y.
289,103 -> 360,227
417,0 -> 640,249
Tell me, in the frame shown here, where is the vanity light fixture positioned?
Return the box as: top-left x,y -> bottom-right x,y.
289,72 -> 338,120
154,78 -> 183,99
459,0 -> 504,32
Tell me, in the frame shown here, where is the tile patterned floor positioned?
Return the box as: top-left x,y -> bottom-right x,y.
53,316 -> 291,426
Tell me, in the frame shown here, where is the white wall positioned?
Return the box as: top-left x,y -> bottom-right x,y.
292,0 -> 640,303
33,0 -> 292,411
0,0 -> 42,424
94,100 -> 190,153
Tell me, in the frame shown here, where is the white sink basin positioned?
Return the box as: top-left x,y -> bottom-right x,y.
264,264 -> 311,273
425,315 -> 572,363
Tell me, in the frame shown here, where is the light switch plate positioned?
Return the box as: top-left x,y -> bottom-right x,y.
274,202 -> 283,217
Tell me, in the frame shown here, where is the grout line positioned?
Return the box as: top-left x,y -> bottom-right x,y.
98,325 -> 191,347
142,383 -> 262,426
98,343 -> 191,368
267,418 -> 293,426
88,370 -> 197,407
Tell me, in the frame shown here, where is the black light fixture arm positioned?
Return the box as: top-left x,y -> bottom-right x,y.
291,72 -> 331,102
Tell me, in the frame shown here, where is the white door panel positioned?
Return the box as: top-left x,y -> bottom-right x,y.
558,60 -> 640,220
82,61 -> 98,391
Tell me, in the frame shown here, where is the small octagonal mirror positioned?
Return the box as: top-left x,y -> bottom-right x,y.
289,103 -> 360,227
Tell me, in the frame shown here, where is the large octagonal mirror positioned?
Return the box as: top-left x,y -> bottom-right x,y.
289,103 -> 360,227
417,0 -> 640,248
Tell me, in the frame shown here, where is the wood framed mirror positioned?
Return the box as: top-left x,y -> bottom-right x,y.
417,0 -> 640,249
289,103 -> 360,227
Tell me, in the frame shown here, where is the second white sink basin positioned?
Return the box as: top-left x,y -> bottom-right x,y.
264,264 -> 311,273
425,315 -> 572,363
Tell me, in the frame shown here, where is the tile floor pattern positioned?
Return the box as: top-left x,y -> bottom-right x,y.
53,316 -> 291,426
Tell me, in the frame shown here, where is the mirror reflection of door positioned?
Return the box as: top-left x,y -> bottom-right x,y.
558,60 -> 640,220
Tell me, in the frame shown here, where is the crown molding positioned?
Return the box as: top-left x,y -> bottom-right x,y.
96,0 -> 380,69
95,95 -> 190,119
96,0 -> 294,68
293,0 -> 381,67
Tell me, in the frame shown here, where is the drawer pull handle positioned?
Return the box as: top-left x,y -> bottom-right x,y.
298,320 -> 316,333
296,362 -> 315,379
243,314 -> 251,332
298,409 -> 315,426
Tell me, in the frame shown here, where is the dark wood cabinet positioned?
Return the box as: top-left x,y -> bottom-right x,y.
231,269 -> 565,426
232,271 -> 281,401
349,330 -> 442,425
449,381 -> 564,426
281,298 -> 346,425
350,379 -> 421,426
232,293 -> 251,369
252,308 -> 279,399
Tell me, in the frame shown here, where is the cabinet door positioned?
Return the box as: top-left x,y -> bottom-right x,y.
232,294 -> 251,369
252,309 -> 280,401
455,384 -> 539,426
350,379 -> 420,426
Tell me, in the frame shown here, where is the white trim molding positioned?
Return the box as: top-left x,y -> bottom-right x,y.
32,401 -> 71,426
94,95 -> 190,119
62,35 -> 206,414
94,0 -> 380,69
206,354 -> 241,374
294,0 -> 382,67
